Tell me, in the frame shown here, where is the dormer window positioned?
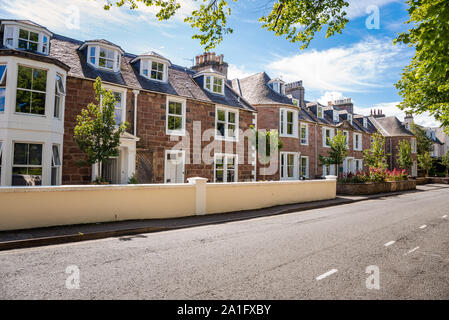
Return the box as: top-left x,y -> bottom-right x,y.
347,113 -> 353,125
333,110 -> 339,123
317,105 -> 323,118
269,80 -> 285,95
204,75 -> 224,95
2,22 -> 52,55
363,117 -> 368,128
83,42 -> 123,72
142,60 -> 165,81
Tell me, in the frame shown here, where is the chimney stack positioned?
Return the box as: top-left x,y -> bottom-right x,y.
192,52 -> 229,78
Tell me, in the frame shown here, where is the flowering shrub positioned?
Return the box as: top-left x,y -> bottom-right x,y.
338,167 -> 408,183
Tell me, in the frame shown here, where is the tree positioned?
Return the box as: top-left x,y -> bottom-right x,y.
103,0 -> 350,50
396,139 -> 412,170
362,132 -> 388,169
410,123 -> 433,155
395,0 -> 449,133
441,150 -> 449,177
319,131 -> 348,175
418,151 -> 432,177
74,77 -> 128,182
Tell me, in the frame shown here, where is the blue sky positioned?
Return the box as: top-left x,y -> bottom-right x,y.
0,0 -> 439,126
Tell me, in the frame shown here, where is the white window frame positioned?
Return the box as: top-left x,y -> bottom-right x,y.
333,110 -> 339,123
15,65 -> 47,116
166,96 -> 186,136
355,159 -> 363,172
214,153 -> 238,183
279,108 -> 298,138
301,155 -> 309,178
51,144 -> 61,185
300,123 -> 309,145
347,113 -> 353,125
292,98 -> 299,107
353,133 -> 362,151
164,149 -> 186,184
323,164 -> 336,177
323,127 -> 334,148
87,45 -> 121,72
411,138 -> 417,154
343,130 -> 349,148
54,73 -> 65,119
2,23 -> 51,55
12,142 -> 43,186
280,151 -> 299,180
363,117 -> 368,128
204,75 -> 225,95
215,106 -> 239,141
317,105 -> 323,119
102,84 -> 126,125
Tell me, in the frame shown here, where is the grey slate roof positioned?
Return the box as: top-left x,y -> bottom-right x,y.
231,72 -> 294,106
47,34 -> 255,112
369,116 -> 414,137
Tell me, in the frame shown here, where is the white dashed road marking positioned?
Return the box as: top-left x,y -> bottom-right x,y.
404,246 -> 420,256
442,215 -> 448,219
419,225 -> 427,229
316,269 -> 338,281
384,241 -> 396,247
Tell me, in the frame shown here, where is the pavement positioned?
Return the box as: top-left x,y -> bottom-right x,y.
1,183 -> 449,299
0,184 -> 442,251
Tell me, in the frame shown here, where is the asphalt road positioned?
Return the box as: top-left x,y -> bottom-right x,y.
1,185 -> 449,299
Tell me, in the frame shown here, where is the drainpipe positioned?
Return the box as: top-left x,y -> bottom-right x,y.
132,89 -> 140,136
314,123 -> 318,177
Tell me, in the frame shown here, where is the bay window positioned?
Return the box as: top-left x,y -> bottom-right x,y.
87,45 -> 121,72
16,65 -> 47,115
215,154 -> 237,183
280,109 -> 298,137
216,107 -> 238,140
166,98 -> 186,135
12,143 -> 43,186
0,141 -> 3,181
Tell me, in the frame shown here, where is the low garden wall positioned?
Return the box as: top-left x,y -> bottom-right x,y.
0,177 -> 337,231
337,180 -> 416,195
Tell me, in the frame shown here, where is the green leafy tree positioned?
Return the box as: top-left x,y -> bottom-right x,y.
362,132 -> 388,169
395,0 -> 449,133
103,0 -> 350,51
74,77 -> 128,182
441,150 -> 449,177
319,131 -> 348,175
397,139 -> 412,170
418,151 -> 432,177
410,123 -> 433,155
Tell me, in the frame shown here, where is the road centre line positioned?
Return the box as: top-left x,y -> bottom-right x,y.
316,269 -> 338,281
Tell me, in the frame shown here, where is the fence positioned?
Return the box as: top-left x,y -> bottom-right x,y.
0,176 -> 337,231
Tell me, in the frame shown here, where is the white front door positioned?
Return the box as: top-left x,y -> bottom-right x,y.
165,150 -> 185,183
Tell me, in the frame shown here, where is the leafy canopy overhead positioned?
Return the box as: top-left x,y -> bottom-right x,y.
395,0 -> 449,131
103,0 -> 349,50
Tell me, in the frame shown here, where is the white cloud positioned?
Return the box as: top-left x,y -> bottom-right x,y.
345,0 -> 400,19
227,64 -> 255,80
317,91 -> 345,105
268,37 -> 410,93
354,102 -> 441,128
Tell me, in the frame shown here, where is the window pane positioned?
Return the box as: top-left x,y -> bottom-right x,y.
217,110 -> 225,121
99,58 -> 106,67
29,32 -> 39,42
227,170 -> 235,182
106,60 -> 114,69
13,143 -> 27,165
287,111 -> 293,122
287,123 -> 293,134
215,170 -> 223,182
169,102 -> 182,115
32,69 -> 47,92
0,88 -> 5,112
228,112 -> 236,124
28,144 -> 42,165
217,122 -> 225,136
29,42 -> 38,52
51,167 -> 58,185
168,115 -> 182,130
227,157 -> 235,169
52,145 -> 61,166
19,29 -> 29,39
114,108 -> 122,124
31,92 -> 46,115
16,89 -> 31,113
17,66 -> 32,89
18,40 -> 27,49
228,124 -> 235,137
54,95 -> 60,118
